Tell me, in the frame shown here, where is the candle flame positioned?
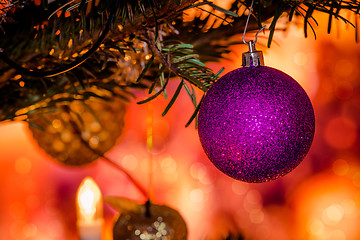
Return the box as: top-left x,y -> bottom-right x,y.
76,177 -> 102,223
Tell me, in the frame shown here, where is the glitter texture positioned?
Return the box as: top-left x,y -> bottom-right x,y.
198,66 -> 315,183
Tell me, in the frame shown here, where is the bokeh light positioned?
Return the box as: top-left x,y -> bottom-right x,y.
290,171 -> 360,240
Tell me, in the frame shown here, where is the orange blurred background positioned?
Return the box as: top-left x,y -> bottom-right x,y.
1,11 -> 360,240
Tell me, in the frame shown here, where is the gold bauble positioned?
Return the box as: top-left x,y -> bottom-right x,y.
28,97 -> 126,166
106,197 -> 188,240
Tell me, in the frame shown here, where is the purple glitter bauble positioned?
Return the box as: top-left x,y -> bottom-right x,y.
198,66 -> 315,183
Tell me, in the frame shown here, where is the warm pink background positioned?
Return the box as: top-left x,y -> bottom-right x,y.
1,12 -> 360,240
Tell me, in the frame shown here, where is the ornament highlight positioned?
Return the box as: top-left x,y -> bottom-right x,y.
198,43 -> 315,182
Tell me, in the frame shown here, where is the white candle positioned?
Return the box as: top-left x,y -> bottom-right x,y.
76,177 -> 103,240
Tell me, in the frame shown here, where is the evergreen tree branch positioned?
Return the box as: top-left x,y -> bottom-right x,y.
0,0 -> 360,124
142,30 -> 211,92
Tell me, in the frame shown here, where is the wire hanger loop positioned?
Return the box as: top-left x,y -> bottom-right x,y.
242,0 -> 266,46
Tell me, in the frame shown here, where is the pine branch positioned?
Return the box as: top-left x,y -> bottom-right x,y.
142,31 -> 218,92
135,30 -> 223,126
0,0 -> 360,124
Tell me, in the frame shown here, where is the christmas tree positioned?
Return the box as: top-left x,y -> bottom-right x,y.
0,0 -> 360,239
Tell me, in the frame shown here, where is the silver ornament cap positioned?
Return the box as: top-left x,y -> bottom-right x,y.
242,40 -> 264,67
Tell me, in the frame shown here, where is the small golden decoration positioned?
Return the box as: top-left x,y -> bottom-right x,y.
28,95 -> 126,166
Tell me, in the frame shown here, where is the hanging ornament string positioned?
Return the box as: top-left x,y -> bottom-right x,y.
242,0 -> 266,51
0,0 -> 119,78
147,102 -> 154,201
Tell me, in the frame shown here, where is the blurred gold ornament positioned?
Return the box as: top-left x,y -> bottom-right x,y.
105,197 -> 188,240
28,96 -> 126,166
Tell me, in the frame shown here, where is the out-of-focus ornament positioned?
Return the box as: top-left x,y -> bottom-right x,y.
105,197 -> 187,240
28,95 -> 126,166
198,35 -> 315,182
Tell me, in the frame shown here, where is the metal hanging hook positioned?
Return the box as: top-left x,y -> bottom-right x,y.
241,0 -> 266,67
242,0 -> 266,47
